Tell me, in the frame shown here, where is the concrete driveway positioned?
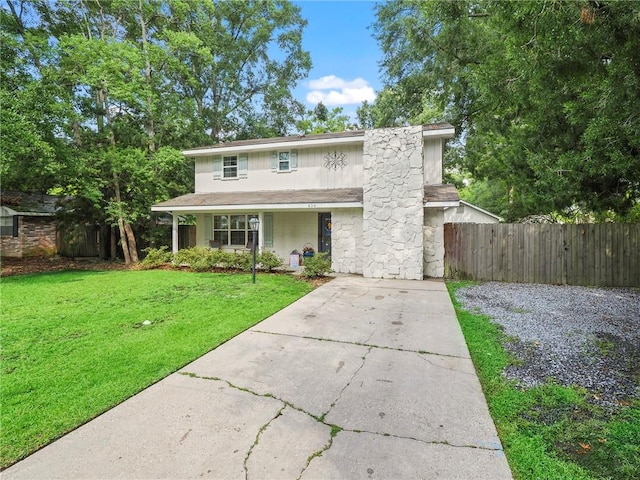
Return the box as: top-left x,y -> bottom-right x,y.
3,276 -> 512,479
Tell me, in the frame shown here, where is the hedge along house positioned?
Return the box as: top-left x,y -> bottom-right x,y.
152,124 -> 459,280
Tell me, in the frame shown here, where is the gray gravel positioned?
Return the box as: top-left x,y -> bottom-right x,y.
456,282 -> 640,408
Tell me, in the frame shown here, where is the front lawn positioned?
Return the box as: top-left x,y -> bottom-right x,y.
0,270 -> 312,468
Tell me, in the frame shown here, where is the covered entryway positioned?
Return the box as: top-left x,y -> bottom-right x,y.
318,212 -> 331,257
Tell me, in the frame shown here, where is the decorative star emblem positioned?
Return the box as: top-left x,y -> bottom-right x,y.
324,151 -> 348,170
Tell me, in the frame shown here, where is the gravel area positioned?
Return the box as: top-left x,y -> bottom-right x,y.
456,283 -> 640,408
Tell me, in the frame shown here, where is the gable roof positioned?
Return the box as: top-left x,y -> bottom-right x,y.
183,124 -> 455,157
0,191 -> 60,216
446,200 -> 502,221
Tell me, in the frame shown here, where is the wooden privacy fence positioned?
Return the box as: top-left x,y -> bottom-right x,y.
444,223 -> 640,287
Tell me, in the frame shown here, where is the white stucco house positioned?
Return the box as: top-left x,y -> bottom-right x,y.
444,200 -> 501,224
152,124 -> 459,280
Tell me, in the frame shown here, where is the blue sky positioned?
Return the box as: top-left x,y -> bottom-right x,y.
293,0 -> 383,115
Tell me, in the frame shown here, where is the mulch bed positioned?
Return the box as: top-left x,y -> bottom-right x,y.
1,257 -> 334,288
1,257 -> 129,277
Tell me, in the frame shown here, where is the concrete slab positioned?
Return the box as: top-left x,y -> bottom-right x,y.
255,277 -> 470,358
302,431 -> 513,480
325,348 -> 502,448
3,374 -> 283,479
245,406 -> 331,479
183,330 -> 369,417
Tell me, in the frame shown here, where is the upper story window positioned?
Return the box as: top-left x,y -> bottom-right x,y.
223,156 -> 238,178
278,152 -> 290,172
271,150 -> 298,173
213,153 -> 248,180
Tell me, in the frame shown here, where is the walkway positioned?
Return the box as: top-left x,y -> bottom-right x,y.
4,276 -> 512,479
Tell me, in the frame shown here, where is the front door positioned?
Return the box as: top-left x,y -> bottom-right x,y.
318,213 -> 331,257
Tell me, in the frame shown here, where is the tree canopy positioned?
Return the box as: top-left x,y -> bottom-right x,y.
373,0 -> 640,221
1,0 -> 311,261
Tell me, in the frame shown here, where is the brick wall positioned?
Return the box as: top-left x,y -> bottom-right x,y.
0,216 -> 58,258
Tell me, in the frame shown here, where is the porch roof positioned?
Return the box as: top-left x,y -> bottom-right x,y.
152,188 -> 364,212
152,184 -> 459,212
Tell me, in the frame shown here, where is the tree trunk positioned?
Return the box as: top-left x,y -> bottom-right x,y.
112,173 -> 133,264
117,217 -> 132,265
124,222 -> 139,263
138,0 -> 156,152
110,226 -> 117,260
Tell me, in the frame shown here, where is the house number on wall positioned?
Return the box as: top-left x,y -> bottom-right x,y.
307,203 -> 317,208
324,151 -> 348,170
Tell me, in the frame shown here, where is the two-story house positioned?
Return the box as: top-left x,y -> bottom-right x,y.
152,124 -> 459,280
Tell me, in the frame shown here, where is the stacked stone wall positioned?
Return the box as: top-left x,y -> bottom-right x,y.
0,216 -> 57,258
362,126 -> 424,280
423,209 -> 445,277
331,208 -> 363,274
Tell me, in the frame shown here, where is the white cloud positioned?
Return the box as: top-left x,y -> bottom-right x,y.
306,75 -> 376,106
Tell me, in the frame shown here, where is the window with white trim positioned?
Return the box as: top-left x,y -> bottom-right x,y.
223,156 -> 238,178
270,150 -> 298,172
212,214 -> 258,246
278,152 -> 290,171
213,153 -> 248,180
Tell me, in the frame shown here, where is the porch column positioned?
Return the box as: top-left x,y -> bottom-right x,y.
258,212 -> 264,252
172,212 -> 179,254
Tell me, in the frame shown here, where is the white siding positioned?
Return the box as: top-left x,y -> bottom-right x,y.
271,211 -> 318,263
195,145 -> 363,193
444,204 -> 500,223
423,138 -> 443,185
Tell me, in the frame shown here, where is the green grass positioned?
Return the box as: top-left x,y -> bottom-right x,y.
0,270 -> 313,468
447,281 -> 640,480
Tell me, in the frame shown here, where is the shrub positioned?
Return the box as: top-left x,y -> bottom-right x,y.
173,246 -> 210,266
258,251 -> 284,272
140,246 -> 173,269
302,252 -> 332,278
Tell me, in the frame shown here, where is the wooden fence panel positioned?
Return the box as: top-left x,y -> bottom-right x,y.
443,223 -> 640,287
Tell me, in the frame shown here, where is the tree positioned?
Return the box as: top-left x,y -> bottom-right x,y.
1,0 -> 311,262
373,0 -> 640,221
296,102 -> 352,134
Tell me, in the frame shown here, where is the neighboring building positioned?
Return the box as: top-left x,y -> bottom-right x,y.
444,200 -> 501,224
152,125 -> 459,279
0,191 -> 59,258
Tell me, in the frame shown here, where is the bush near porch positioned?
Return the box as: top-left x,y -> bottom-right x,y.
141,246 -> 284,272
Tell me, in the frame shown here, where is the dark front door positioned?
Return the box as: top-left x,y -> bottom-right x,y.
318,213 -> 331,257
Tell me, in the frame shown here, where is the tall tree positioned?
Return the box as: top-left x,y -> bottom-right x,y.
373,0 -> 640,221
1,0 -> 311,262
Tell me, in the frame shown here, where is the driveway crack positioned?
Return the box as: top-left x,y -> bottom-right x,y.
250,330 -> 468,359
243,404 -> 286,480
320,346 -> 372,421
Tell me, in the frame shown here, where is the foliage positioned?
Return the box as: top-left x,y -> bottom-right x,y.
446,281 -> 640,480
146,246 -> 284,273
258,251 -> 284,272
373,1 -> 640,221
296,102 -> 353,134
140,246 -> 173,268
1,0 -> 311,260
0,270 -> 312,468
302,252 -> 332,278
